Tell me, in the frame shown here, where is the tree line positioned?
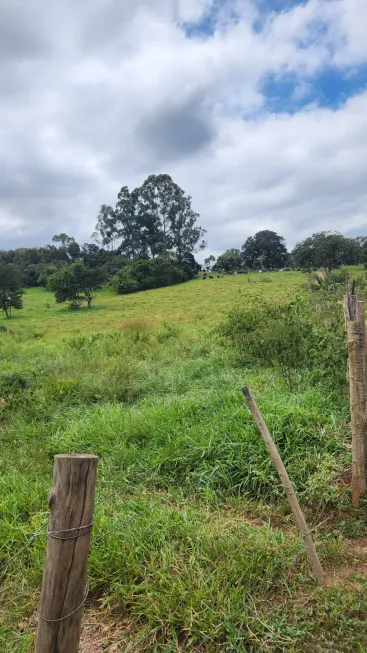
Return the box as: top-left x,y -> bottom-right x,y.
1,171 -> 366,319
0,174 -> 204,316
206,230 -> 367,273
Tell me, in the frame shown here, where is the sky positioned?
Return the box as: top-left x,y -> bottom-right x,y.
1,0 -> 367,260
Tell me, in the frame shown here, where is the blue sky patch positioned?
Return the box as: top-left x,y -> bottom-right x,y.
254,0 -> 307,33
261,65 -> 367,114
181,1 -> 241,38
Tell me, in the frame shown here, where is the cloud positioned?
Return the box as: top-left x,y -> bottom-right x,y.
0,0 -> 366,258
138,95 -> 215,161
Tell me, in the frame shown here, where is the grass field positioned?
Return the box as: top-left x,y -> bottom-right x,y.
1,270 -> 304,339
1,270 -> 367,652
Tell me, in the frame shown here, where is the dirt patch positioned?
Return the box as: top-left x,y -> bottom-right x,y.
79,609 -> 133,652
308,269 -> 327,285
327,536 -> 367,589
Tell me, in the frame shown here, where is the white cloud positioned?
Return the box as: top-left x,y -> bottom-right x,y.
0,0 -> 366,255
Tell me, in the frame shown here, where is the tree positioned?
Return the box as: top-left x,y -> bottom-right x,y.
292,231 -> 360,273
23,263 -> 46,287
138,174 -> 178,257
180,252 -> 201,275
354,237 -> 367,266
0,263 -> 24,318
94,174 -> 206,260
242,230 -> 288,270
81,243 -> 109,268
48,263 -> 105,309
214,249 -> 243,272
168,190 -> 207,260
115,187 -> 148,259
92,205 -> 118,249
204,255 -> 216,271
51,234 -> 81,262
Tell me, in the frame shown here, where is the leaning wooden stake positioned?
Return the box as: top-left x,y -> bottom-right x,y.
35,454 -> 98,653
242,388 -> 326,586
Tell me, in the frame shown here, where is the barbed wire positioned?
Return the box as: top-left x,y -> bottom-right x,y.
94,450 -> 185,508
0,521 -> 95,576
38,580 -> 90,623
92,499 -> 166,544
0,445 -> 186,577
0,521 -> 47,577
0,495 -> 175,578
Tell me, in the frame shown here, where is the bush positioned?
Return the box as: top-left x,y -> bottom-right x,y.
219,291 -> 346,388
114,278 -> 140,294
112,257 -> 195,295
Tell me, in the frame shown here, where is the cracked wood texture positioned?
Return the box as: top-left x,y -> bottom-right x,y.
35,454 -> 98,653
348,315 -> 367,507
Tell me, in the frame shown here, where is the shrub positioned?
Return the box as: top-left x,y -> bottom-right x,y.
156,322 -> 180,342
112,257 -> 195,295
114,278 -> 140,294
219,291 -> 346,388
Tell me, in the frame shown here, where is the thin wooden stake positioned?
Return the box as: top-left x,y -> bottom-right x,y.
35,454 -> 98,653
242,387 -> 326,586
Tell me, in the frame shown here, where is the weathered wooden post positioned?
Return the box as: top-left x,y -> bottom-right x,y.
35,454 -> 98,653
357,300 -> 367,379
345,290 -> 367,508
243,388 -> 326,586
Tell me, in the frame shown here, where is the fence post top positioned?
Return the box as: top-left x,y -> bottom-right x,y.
55,454 -> 99,460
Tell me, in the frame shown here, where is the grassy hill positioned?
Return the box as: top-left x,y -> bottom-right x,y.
4,270 -> 304,339
1,270 -> 367,652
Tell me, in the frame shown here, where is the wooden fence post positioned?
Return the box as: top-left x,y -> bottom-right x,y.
346,295 -> 367,508
242,387 -> 326,586
357,300 -> 367,379
35,454 -> 98,653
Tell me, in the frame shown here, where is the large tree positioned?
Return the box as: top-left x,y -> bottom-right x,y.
0,263 -> 24,318
292,231 -> 359,272
94,174 -> 206,260
242,230 -> 288,270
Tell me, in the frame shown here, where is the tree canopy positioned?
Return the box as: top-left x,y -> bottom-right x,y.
204,255 -> 216,271
112,256 -> 196,295
214,249 -> 243,272
93,174 -> 206,259
48,262 -> 105,309
0,263 -> 24,318
292,231 -> 360,272
242,230 -> 289,270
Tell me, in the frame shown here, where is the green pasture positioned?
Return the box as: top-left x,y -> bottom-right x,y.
1,270 -> 367,652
